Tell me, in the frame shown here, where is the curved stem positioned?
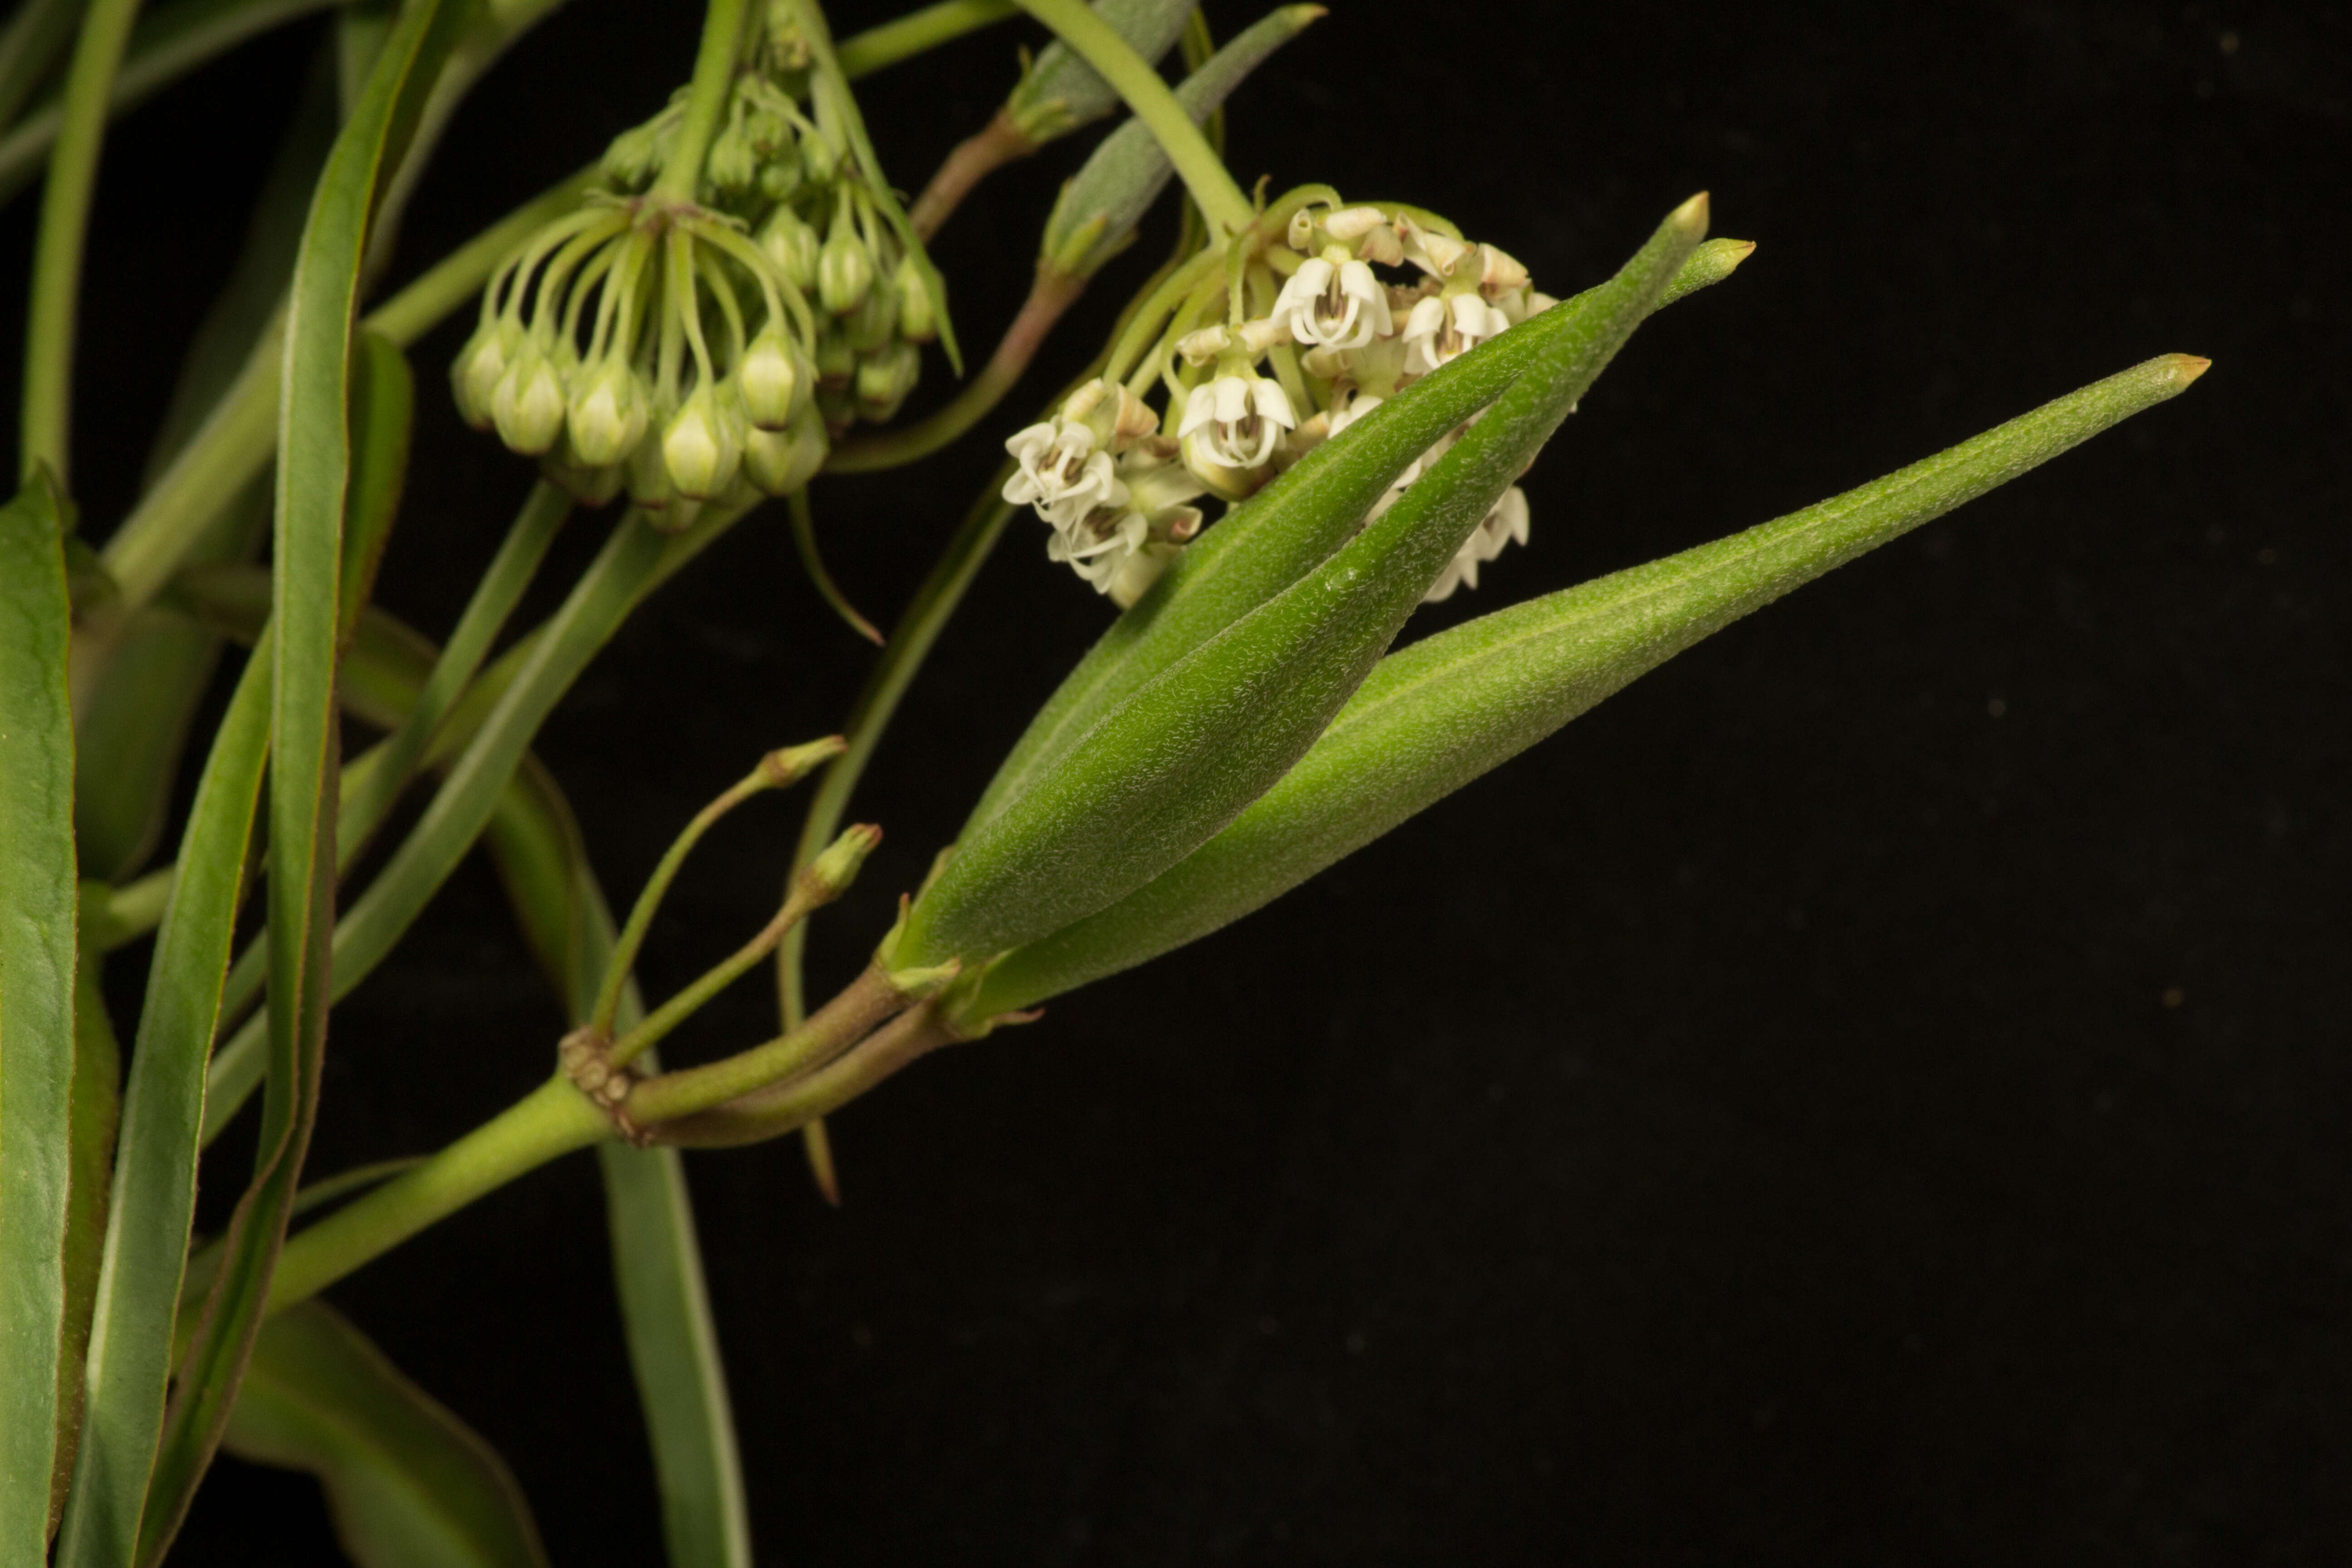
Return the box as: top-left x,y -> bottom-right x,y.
651,0 -> 750,203
627,966 -> 908,1123
20,0 -> 143,485
906,110 -> 1029,240
1006,0 -> 1250,235
652,1002 -> 955,1148
834,0 -> 1014,78
824,263 -> 1087,473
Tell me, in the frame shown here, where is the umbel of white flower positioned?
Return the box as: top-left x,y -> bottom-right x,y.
1003,197 -> 1553,606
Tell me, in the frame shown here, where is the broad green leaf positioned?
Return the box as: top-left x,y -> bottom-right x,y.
964,233 -> 1754,837
0,471 -> 80,1560
900,196 -> 1709,965
55,642 -> 268,1568
222,1300 -> 549,1568
970,353 -> 2213,1014
51,913 -> 123,1531
1039,5 -> 1322,279
137,0 -> 469,1553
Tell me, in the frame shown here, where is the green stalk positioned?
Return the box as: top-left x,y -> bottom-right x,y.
0,0 -> 86,135
265,1078 -> 610,1314
651,0 -> 751,202
833,0 -> 1013,77
20,0 -> 144,486
1006,0 -> 1249,235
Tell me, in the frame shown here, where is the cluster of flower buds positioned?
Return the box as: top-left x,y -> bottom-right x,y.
1003,198 -> 1553,604
453,5 -> 942,524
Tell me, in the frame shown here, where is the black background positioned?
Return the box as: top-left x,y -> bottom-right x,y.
8,0 -> 2348,1560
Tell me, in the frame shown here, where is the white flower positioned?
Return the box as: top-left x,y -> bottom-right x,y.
1401,291 -> 1515,375
1178,370 -> 1295,473
1269,254 -> 1392,350
1038,450 -> 1207,599
1003,420 -> 1125,527
1422,486 -> 1530,603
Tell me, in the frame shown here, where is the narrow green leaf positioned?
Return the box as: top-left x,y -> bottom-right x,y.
0,470 -> 80,1560
964,233 -> 1755,837
338,328 -> 412,646
1039,5 -> 1323,279
136,0 -> 468,1552
971,353 -> 2213,1013
55,642 -> 268,1568
51,914 -> 123,1532
1003,0 -> 1193,144
0,0 -> 88,133
901,196 -> 1709,965
222,1301 -> 550,1568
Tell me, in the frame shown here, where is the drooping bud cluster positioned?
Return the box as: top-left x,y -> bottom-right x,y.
1003,198 -> 1554,605
452,8 -> 943,524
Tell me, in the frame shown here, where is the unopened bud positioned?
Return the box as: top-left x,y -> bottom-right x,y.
801,823 -> 882,903
818,208 -> 873,315
812,327 -> 855,387
854,342 -> 921,424
492,341 -> 567,456
567,359 -> 647,466
1176,325 -> 1229,365
735,328 -> 803,429
894,253 -> 936,342
1479,243 -> 1531,297
758,207 -> 822,291
627,410 -> 675,510
743,408 -> 830,495
452,317 -> 521,430
758,735 -> 847,787
663,387 -> 742,500
842,282 -> 898,353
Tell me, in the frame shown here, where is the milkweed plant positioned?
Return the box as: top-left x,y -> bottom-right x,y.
0,0 -> 2206,1559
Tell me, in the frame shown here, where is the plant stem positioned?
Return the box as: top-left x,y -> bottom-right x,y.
360,162 -> 596,343
592,762 -> 786,1039
20,0 -> 144,486
906,110 -> 1029,240
834,0 -> 1013,78
652,1002 -> 956,1148
627,967 -> 908,1123
651,0 -> 750,203
265,1077 -> 610,1314
825,264 -> 1088,473
1006,0 -> 1250,236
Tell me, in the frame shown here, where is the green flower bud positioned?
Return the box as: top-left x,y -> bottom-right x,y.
812,326 -> 855,387
756,147 -> 803,203
801,823 -> 882,903
627,410 -> 674,511
894,253 -> 937,343
818,206 -> 873,315
842,281 -> 898,353
566,359 -> 648,467
735,327 -> 804,430
540,432 -> 626,507
815,381 -> 856,431
491,339 -> 567,456
757,207 -> 822,291
743,407 -> 829,495
663,386 -> 742,501
451,317 -> 520,431
601,117 -> 664,189
854,342 -> 921,425
705,119 -> 758,197
799,132 -> 840,186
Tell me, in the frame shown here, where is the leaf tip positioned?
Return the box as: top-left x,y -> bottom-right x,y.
2162,353 -> 2213,388
1669,191 -> 1711,237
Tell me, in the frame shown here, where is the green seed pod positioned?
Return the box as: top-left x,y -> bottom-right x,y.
757,206 -> 822,292
854,341 -> 921,425
663,385 -> 742,500
451,316 -> 520,430
893,252 -> 937,343
491,339 -> 567,456
744,407 -> 830,495
818,205 -> 873,315
567,358 -> 647,466
735,327 -> 803,430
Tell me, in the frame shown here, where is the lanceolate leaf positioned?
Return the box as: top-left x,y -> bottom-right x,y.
222,1302 -> 550,1568
338,328 -> 412,646
55,645 -> 270,1568
137,0 -> 469,1553
51,916 -> 123,1531
968,353 -> 2212,1014
964,232 -> 1754,837
0,470 -> 80,1561
901,196 -> 1709,965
